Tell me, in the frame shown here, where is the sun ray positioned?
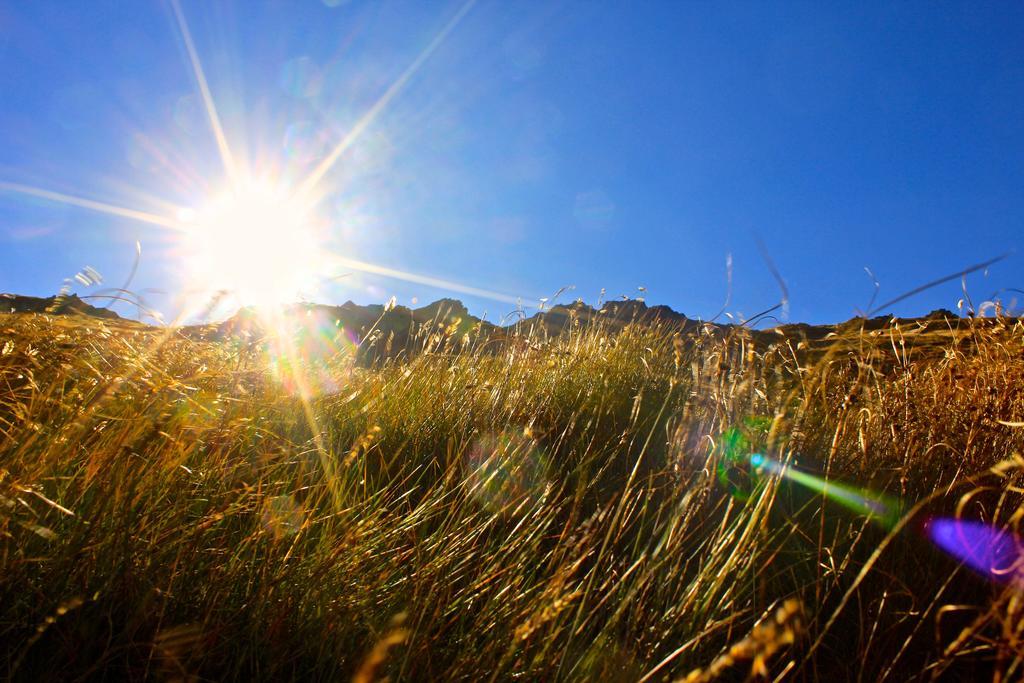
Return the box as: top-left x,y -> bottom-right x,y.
0,181 -> 181,229
325,254 -> 531,307
298,0 -> 477,197
265,308 -> 345,513
170,0 -> 239,184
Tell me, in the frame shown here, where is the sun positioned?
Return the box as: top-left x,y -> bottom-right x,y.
180,180 -> 324,307
0,0 -> 530,320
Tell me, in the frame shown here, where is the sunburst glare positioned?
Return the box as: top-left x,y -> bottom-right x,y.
179,179 -> 325,306
0,0 -> 531,324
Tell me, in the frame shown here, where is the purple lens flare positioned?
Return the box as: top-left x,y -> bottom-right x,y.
926,518 -> 1023,583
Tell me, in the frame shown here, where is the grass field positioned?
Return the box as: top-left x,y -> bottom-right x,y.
1,307 -> 1023,681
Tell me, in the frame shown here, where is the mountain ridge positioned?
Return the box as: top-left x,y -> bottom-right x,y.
2,290 -> 969,347
1,292 -> 122,320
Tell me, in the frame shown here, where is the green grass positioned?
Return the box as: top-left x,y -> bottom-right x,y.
1,309 -> 1023,681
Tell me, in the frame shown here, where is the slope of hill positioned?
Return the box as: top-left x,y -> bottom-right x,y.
1,293 -> 1022,680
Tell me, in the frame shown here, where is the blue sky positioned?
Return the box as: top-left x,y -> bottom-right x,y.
0,1 -> 1021,324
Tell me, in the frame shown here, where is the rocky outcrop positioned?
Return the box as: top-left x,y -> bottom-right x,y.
0,293 -> 121,319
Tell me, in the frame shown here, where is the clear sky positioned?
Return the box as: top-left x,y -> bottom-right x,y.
1,1 -> 1021,324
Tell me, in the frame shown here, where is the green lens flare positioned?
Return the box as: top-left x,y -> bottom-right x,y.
715,426 -> 762,502
749,452 -> 900,529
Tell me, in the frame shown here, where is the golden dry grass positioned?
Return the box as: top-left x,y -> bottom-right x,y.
1,308 -> 1023,681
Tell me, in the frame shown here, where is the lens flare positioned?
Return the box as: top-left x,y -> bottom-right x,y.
717,428 -> 1024,587
926,518 -> 1023,583
466,430 -> 548,515
262,307 -> 360,397
715,422 -> 899,527
715,421 -> 771,502
749,453 -> 899,528
261,495 -> 306,540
